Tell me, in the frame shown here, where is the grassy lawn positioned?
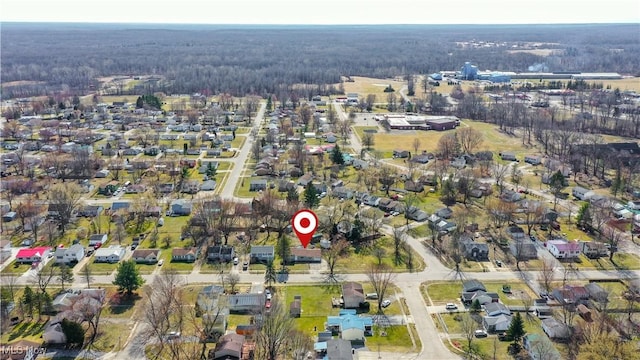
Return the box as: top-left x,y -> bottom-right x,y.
90,321 -> 133,352
1,319 -> 48,344
1,260 -> 32,274
85,261 -> 118,275
582,253 -> 640,271
366,325 -> 417,352
199,262 -> 233,274
280,285 -> 343,337
230,136 -> 245,149
422,280 -> 534,305
103,290 -> 143,319
234,176 -> 270,198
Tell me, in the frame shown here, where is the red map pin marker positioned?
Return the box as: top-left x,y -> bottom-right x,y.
291,209 -> 318,249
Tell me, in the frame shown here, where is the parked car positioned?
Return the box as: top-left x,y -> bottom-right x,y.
530,235 -> 537,242
495,260 -> 503,267
157,259 -> 164,266
445,303 -> 458,310
474,329 -> 488,338
381,299 -> 392,308
242,261 -> 249,271
233,257 -> 239,265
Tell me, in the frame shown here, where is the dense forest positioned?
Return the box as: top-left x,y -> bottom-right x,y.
1,23 -> 639,97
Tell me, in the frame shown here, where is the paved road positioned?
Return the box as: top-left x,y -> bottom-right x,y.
218,101 -> 266,201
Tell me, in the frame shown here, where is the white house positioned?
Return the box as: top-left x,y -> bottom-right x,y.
16,247 -> 51,264
94,246 -> 125,263
628,201 -> 640,211
89,234 -> 108,247
250,245 -> 275,263
572,186 -> 595,201
546,239 -> 581,259
54,244 -> 85,264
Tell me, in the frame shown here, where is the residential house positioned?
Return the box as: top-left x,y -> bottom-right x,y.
94,246 -> 125,263
78,205 -> 103,217
471,291 -> 500,305
460,236 -> 489,261
500,189 -> 522,202
585,282 -> 609,303
405,206 -> 428,222
156,183 -> 175,194
209,333 -> 245,360
132,249 -> 160,264
510,241 -> 538,260
43,321 -> 68,344
404,180 -> 424,193
541,318 -> 571,341
201,180 -> 217,191
207,245 -> 235,263
393,150 -> 410,158
52,288 -> 106,313
110,201 -> 131,213
462,279 -> 487,293
326,310 -> 373,340
352,159 -> 369,169
195,285 -> 225,316
484,302 -> 511,317
523,334 -> 562,360
250,245 -> 275,263
362,195 -> 381,207
483,314 -> 512,333
181,180 -> 201,194
524,155 -> 542,165
332,187 -> 354,200
54,244 -> 85,264
287,247 -> 322,264
172,247 -> 199,263
435,207 -> 453,219
89,234 -> 108,247
580,241 -> 608,259
546,239 -> 580,259
248,179 -> 268,192
227,293 -> 265,313
16,247 -> 51,264
321,339 -> 353,360
170,199 -> 193,215
506,225 -> 526,240
342,282 -> 365,309
572,186 -> 595,201
551,285 -> 589,305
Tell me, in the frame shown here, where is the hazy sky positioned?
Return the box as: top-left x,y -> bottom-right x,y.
1,0 -> 639,24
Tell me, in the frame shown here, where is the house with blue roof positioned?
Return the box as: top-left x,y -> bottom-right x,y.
326,309 -> 373,341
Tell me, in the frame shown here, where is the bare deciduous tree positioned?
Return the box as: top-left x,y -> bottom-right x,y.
256,299 -> 294,360
366,263 -> 396,312
323,238 -> 349,283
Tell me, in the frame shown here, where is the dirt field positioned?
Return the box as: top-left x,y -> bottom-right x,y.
339,76 -> 407,98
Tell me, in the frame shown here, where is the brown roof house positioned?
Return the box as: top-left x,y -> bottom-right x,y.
132,249 -> 160,264
342,282 -> 365,309
172,247 -> 199,263
209,333 -> 245,360
287,247 -> 321,264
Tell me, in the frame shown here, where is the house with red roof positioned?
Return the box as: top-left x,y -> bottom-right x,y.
16,247 -> 51,264
547,239 -> 580,259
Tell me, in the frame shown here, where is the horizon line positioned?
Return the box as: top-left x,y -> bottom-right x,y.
2,20 -> 639,26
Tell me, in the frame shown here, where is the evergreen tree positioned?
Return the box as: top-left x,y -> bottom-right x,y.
61,318 -> 85,347
576,202 -> 592,229
22,286 -> 34,318
303,183 -> 319,208
264,259 -> 276,287
470,299 -> 482,313
206,162 -> 217,179
276,235 -> 291,269
266,96 -> 273,111
506,312 -> 526,347
331,144 -> 345,166
113,260 -> 145,296
286,187 -> 299,203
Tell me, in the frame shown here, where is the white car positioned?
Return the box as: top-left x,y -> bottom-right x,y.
157,259 -> 164,266
474,329 -> 488,338
445,303 -> 458,310
381,299 -> 392,308
233,257 -> 239,265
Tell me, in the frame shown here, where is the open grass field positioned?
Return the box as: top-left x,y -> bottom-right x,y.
354,119 -> 539,159
339,76 -> 406,98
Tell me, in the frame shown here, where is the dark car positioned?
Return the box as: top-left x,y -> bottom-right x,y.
242,261 -> 249,271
